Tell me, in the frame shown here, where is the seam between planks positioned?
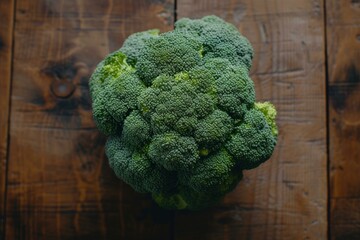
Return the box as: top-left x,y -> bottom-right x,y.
2,0 -> 17,239
323,0 -> 331,239
174,0 -> 178,22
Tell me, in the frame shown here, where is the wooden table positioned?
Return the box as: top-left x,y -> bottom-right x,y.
0,0 -> 359,239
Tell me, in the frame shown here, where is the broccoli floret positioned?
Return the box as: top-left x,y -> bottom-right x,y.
255,102 -> 278,137
152,192 -> 188,210
194,110 -> 234,151
181,149 -> 242,195
135,32 -> 203,85
120,29 -> 160,66
190,58 -> 255,118
148,132 -> 199,171
175,15 -> 254,70
225,107 -> 277,169
89,51 -> 142,135
122,110 -> 150,149
106,135 -> 177,194
90,15 -> 278,210
104,72 -> 145,122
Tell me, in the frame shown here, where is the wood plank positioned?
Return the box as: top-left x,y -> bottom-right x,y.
175,0 -> 327,239
5,0 -> 175,239
0,0 -> 15,238
327,0 -> 360,239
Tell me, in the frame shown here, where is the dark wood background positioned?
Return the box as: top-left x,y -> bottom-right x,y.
0,0 -> 359,239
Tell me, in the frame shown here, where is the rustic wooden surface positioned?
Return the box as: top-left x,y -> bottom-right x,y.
327,0 -> 360,239
176,0 -> 327,239
0,0 -> 359,239
0,0 -> 15,238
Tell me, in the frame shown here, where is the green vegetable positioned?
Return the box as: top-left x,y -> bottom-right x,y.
89,15 -> 278,210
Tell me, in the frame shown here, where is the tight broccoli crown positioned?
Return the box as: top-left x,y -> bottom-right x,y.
174,15 -> 254,70
90,15 -> 278,210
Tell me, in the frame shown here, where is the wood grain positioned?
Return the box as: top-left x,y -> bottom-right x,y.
5,0 -> 174,239
175,0 -> 328,239
327,0 -> 360,239
3,0 -> 360,239
0,0 -> 15,238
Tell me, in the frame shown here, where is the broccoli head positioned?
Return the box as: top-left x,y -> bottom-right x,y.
89,15 -> 278,210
